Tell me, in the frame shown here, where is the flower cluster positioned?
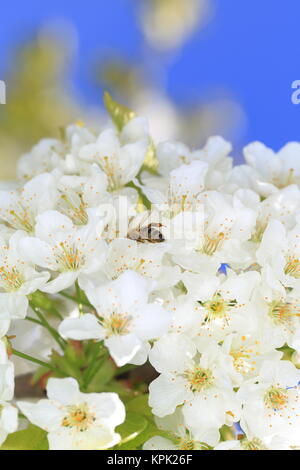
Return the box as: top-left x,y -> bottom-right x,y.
1,94 -> 300,450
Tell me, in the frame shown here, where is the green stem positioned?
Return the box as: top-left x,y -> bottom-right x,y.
29,302 -> 66,350
75,280 -> 84,315
29,291 -> 63,320
49,306 -> 64,321
26,316 -> 44,327
12,349 -> 59,374
83,346 -> 108,390
59,291 -> 91,308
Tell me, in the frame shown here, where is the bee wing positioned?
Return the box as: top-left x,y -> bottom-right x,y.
128,230 -> 140,241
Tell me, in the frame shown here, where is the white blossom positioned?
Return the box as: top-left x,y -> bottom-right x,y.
18,211 -> 107,293
2,107 -> 300,450
18,378 -> 125,450
59,270 -> 171,366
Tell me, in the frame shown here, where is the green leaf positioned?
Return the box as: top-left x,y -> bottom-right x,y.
142,139 -> 159,174
219,424 -> 235,441
126,181 -> 151,210
50,349 -> 82,382
98,380 -> 135,401
86,359 -> 116,392
0,425 -> 48,450
31,366 -> 51,385
116,395 -> 176,450
126,394 -> 153,418
64,341 -> 85,369
117,419 -> 157,450
104,92 -> 136,132
117,418 -> 173,451
277,343 -> 295,361
115,412 -> 147,446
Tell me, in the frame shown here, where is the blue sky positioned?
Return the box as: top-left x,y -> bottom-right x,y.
1,0 -> 300,151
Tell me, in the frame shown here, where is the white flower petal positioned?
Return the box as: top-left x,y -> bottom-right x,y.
17,399 -> 64,432
105,334 -> 142,367
149,374 -> 187,417
59,314 -> 104,341
134,303 -> 171,341
46,378 -> 81,405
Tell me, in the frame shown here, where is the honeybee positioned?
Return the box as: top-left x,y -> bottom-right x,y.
128,223 -> 165,243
